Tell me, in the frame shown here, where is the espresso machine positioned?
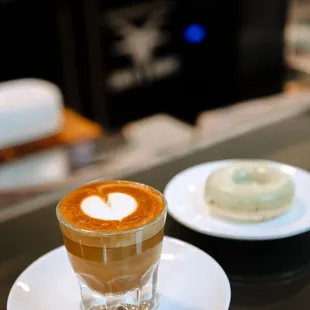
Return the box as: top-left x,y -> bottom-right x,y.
0,0 -> 288,130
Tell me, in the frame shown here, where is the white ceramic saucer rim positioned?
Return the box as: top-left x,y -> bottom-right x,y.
7,236 -> 231,310
164,160 -> 310,240
166,236 -> 231,310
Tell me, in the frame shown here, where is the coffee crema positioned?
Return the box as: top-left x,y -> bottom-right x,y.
58,180 -> 165,232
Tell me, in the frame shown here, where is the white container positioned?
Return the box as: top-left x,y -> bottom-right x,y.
0,78 -> 64,149
285,0 -> 310,74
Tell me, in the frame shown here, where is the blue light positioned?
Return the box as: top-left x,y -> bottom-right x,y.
184,24 -> 206,44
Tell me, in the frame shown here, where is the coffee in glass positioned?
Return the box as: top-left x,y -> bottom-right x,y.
56,180 -> 167,310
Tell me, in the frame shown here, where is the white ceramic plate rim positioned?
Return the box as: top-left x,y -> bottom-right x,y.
164,160 -> 310,240
7,236 -> 231,310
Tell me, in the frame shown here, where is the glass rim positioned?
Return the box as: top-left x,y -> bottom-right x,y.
56,180 -> 167,236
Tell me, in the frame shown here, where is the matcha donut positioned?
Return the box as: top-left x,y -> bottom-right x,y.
205,160 -> 295,222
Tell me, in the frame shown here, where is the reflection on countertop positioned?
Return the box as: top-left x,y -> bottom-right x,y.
2,91 -> 310,214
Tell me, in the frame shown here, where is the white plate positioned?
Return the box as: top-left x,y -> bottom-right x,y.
164,160 -> 310,240
7,236 -> 230,310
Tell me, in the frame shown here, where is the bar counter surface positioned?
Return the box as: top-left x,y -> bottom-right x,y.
1,113 -> 310,309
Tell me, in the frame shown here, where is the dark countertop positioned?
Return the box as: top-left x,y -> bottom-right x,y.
1,113 -> 310,309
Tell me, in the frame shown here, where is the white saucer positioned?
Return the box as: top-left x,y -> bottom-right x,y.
164,160 -> 310,240
7,236 -> 230,310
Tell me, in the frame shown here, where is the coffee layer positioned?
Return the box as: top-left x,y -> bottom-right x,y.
58,181 -> 165,232
66,229 -> 164,294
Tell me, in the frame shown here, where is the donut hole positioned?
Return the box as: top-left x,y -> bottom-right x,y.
233,167 -> 271,185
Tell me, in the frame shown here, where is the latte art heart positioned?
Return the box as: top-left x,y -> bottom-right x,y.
81,193 -> 137,221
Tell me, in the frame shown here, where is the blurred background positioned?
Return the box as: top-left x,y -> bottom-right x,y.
1,0 -> 310,208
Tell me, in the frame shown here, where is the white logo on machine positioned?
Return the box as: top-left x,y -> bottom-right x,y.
105,1 -> 180,91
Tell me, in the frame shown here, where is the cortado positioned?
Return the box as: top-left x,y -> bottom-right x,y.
57,180 -> 166,295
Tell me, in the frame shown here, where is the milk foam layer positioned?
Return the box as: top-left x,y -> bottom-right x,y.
57,180 -> 166,238
81,193 -> 137,221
